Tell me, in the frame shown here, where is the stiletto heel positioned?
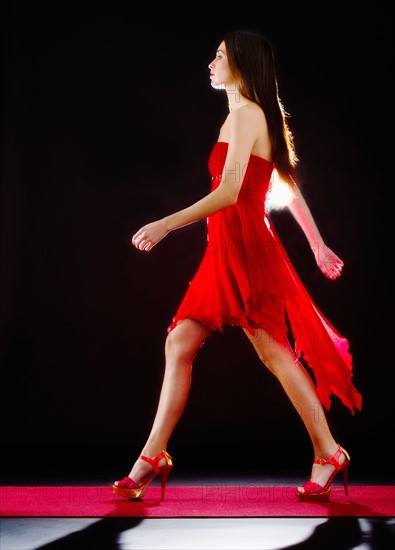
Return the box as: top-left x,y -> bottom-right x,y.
296,444 -> 350,502
112,450 -> 173,501
159,460 -> 173,501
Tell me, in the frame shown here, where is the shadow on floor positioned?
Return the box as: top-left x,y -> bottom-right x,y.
31,517 -> 394,550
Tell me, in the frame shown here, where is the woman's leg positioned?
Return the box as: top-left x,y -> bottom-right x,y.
121,318 -> 211,483
242,327 -> 348,489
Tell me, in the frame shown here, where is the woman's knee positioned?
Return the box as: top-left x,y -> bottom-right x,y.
243,327 -> 293,373
165,319 -> 209,363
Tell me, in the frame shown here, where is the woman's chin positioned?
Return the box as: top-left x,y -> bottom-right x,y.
210,81 -> 226,90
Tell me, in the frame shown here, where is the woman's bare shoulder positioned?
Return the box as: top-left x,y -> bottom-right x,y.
231,102 -> 267,137
232,103 -> 270,159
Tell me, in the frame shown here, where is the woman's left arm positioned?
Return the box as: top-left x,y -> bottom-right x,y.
287,186 -> 344,280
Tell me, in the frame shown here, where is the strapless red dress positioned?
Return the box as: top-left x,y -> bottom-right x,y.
168,141 -> 362,414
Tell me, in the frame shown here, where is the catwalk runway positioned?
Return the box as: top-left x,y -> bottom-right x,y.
2,475 -> 394,549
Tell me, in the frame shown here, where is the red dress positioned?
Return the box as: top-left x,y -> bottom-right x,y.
168,141 -> 362,414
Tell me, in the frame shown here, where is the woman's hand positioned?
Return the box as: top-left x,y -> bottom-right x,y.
132,219 -> 169,252
312,243 -> 344,280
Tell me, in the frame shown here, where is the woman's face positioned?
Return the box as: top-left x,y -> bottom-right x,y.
208,41 -> 234,89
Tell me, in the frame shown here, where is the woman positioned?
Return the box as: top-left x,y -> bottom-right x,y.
113,30 -> 362,502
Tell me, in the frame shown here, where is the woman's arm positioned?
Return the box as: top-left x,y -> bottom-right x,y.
132,185 -> 237,252
287,186 -> 344,280
132,108 -> 257,252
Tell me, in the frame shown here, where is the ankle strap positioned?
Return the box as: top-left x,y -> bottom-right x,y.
139,451 -> 166,474
313,446 -> 343,471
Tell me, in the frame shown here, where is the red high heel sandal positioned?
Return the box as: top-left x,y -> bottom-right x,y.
112,450 -> 173,501
296,444 -> 350,502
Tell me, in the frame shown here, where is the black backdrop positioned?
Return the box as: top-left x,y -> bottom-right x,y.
1,6 -> 392,483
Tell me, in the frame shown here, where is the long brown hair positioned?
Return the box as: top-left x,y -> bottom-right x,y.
224,30 -> 298,189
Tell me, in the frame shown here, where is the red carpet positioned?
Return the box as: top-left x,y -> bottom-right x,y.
1,485 -> 394,517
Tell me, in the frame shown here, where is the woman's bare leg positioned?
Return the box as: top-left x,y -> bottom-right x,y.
243,327 -> 347,488
119,318 -> 211,483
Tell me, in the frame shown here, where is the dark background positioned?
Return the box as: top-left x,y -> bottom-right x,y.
1,6 -> 392,483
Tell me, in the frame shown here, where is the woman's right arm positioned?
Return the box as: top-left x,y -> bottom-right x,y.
287,186 -> 344,280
